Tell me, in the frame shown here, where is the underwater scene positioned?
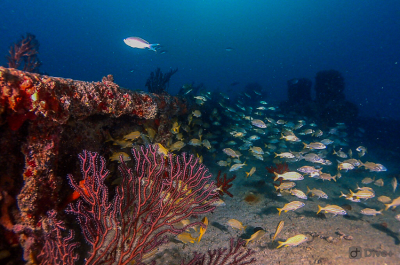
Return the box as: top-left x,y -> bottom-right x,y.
1,1 -> 400,265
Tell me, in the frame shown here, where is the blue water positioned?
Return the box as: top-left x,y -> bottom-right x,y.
1,0 -> 400,119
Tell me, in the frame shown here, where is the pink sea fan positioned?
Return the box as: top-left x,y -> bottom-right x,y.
66,145 -> 218,265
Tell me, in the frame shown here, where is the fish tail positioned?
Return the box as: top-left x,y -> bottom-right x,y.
149,43 -> 160,52
274,152 -> 278,157
277,208 -> 282,216
317,205 -> 322,215
245,172 -> 249,178
277,241 -> 284,249
244,238 -> 250,246
306,186 -> 311,194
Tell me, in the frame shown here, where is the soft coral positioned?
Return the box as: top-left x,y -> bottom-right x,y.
215,170 -> 236,197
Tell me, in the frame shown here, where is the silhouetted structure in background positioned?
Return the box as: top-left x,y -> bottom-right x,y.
282,70 -> 358,126
288,78 -> 312,103
281,78 -> 313,116
315,70 -> 346,103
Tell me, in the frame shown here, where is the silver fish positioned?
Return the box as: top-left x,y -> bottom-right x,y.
124,37 -> 159,51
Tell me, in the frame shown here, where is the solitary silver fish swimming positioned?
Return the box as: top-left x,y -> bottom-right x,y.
123,37 -> 160,51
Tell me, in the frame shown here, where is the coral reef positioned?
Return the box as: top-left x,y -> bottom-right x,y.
145,67 -> 178,94
7,33 -> 41,73
0,67 -> 188,262
37,145 -> 218,264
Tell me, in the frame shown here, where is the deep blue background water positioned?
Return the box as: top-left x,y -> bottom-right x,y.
1,1 -> 400,119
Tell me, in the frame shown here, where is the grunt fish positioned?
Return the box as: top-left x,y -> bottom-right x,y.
277,234 -> 308,248
272,221 -> 284,241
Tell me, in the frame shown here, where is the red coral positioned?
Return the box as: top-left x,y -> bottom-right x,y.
215,170 -> 236,198
266,162 -> 289,174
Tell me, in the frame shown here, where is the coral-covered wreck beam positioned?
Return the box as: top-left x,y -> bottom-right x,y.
0,67 -> 187,130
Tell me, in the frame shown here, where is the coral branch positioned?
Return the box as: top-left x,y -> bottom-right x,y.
66,145 -> 218,265
7,33 -> 41,73
215,171 -> 236,198
145,67 -> 178,94
37,210 -> 80,265
181,238 -> 256,265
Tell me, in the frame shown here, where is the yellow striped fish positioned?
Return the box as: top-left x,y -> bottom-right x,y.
244,230 -> 266,246
317,205 -> 347,216
277,201 -> 305,216
272,221 -> 284,241
277,234 -> 308,248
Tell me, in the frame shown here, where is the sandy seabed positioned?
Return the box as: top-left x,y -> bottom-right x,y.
152,163 -> 400,265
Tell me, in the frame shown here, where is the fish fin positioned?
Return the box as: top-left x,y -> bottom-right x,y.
148,43 -> 160,52
277,242 -> 284,249
277,208 -> 282,216
317,205 -> 322,215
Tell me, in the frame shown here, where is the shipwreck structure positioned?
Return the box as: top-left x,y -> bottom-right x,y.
0,67 -> 188,262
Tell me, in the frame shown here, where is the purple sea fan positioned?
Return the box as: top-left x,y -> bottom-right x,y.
182,238 -> 256,265
37,210 -> 80,265
66,145 -> 218,265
